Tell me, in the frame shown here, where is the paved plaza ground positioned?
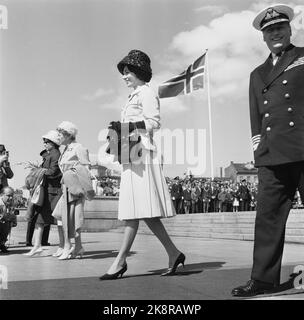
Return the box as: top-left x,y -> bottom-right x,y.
0,221 -> 304,302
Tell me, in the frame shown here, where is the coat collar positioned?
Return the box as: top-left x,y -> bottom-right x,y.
258,44 -> 298,89
40,148 -> 60,157
40,149 -> 48,157
127,84 -> 149,100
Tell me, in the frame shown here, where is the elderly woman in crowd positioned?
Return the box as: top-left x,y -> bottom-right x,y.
24,130 -> 62,257
52,121 -> 92,260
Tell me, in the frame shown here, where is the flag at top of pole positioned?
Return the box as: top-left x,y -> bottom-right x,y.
158,51 -> 207,99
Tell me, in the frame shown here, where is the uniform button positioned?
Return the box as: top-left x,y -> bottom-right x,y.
264,100 -> 268,105
266,127 -> 271,131
289,121 -> 295,127
288,107 -> 293,112
263,88 -> 268,93
285,93 -> 290,99
265,113 -> 270,118
282,80 -> 288,85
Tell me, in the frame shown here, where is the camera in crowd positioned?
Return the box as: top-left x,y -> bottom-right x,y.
0,146 -> 9,167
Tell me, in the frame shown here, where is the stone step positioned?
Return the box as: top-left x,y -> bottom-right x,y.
17,199 -> 304,243
163,213 -> 304,221
138,224 -> 304,235
84,211 -> 118,219
84,196 -> 118,212
154,219 -> 304,228
135,228 -> 304,243
155,219 -> 304,225
162,220 -> 304,228
82,219 -> 124,232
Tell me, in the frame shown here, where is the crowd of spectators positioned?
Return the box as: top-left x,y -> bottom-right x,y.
96,175 -> 304,213
93,177 -> 120,197
166,177 -> 258,214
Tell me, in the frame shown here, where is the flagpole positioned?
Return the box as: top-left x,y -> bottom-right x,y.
205,49 -> 215,180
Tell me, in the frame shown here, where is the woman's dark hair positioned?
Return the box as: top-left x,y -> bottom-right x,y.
49,140 -> 60,149
44,138 -> 60,149
53,142 -> 60,149
126,65 -> 152,82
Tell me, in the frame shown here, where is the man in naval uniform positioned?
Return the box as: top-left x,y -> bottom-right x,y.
232,4 -> 304,297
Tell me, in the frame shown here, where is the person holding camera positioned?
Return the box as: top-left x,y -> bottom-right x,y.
0,187 -> 17,253
0,144 -> 14,190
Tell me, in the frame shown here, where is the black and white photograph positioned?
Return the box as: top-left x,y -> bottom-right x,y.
1,0 -> 304,312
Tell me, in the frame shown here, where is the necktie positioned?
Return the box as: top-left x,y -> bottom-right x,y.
272,51 -> 283,66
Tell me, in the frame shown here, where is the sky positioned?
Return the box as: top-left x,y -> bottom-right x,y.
1,0 -> 304,189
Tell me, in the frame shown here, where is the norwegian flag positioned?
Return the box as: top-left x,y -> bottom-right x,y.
158,52 -> 206,99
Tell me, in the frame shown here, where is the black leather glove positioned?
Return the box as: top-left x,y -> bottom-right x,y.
108,121 -> 121,133
119,121 -> 146,139
126,121 -> 146,133
131,120 -> 146,130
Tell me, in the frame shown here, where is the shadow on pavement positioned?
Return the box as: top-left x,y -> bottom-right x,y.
146,261 -> 226,276
122,270 -> 204,279
79,250 -> 136,260
2,248 -> 33,254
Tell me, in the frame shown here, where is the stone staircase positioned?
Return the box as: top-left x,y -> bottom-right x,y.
17,198 -> 304,243
82,196 -> 124,232
133,210 -> 304,243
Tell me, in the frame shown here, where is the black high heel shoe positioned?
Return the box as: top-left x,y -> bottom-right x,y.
99,264 -> 128,281
161,253 -> 185,276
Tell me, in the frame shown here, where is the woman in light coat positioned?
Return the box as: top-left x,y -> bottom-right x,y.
100,50 -> 185,280
52,121 -> 91,260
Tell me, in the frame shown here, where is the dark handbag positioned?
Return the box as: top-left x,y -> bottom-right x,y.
106,121 -> 144,164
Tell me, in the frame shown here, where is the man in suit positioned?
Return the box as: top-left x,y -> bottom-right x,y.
170,177 -> 183,214
238,179 -> 251,211
201,182 -> 211,213
0,187 -> 17,253
182,184 -> 192,214
232,4 -> 304,297
209,182 -> 219,212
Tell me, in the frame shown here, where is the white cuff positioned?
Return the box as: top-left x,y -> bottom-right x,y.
252,134 -> 261,151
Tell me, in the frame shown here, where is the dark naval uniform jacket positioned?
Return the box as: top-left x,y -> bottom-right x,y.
250,44 -> 304,167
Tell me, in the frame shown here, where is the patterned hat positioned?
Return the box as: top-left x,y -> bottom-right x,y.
117,49 -> 152,82
253,4 -> 294,31
57,121 -> 78,137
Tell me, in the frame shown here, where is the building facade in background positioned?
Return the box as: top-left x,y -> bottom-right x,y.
224,161 -> 258,184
